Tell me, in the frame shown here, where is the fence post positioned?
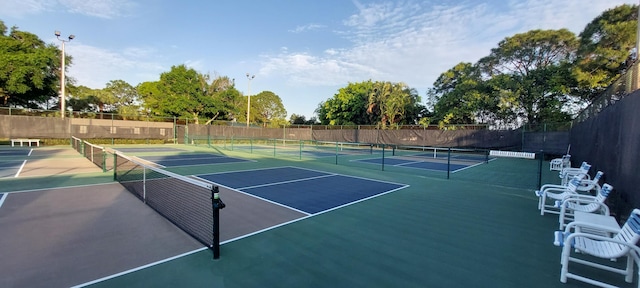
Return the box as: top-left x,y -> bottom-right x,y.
538,151 -> 544,189
447,147 -> 451,179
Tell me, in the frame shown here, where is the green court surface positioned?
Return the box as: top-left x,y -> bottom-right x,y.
1,144 -> 629,288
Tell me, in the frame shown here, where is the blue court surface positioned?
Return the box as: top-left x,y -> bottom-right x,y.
355,157 -> 482,172
0,160 -> 25,178
0,149 -> 32,156
114,147 -> 186,153
196,166 -> 408,214
137,153 -> 249,167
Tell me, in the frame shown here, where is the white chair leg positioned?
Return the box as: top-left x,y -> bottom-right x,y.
625,255 -> 634,283
560,245 -> 570,283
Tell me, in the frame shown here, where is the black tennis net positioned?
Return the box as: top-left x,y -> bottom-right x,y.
114,151 -> 215,247
391,145 -> 489,164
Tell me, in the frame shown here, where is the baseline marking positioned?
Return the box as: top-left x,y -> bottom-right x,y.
70,247 -> 208,288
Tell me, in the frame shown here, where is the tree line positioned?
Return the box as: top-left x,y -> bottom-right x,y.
317,5 -> 637,128
0,4 -> 636,128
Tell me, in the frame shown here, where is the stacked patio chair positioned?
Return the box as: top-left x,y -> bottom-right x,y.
553,209 -> 640,288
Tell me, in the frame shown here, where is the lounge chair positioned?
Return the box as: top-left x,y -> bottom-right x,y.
553,209 -> 640,287
535,174 -> 586,215
538,171 -> 603,196
550,154 -> 571,171
559,162 -> 591,186
556,183 -> 613,230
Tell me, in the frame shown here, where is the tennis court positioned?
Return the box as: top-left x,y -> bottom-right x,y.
2,142 -> 629,288
354,146 -> 494,172
197,166 -> 408,214
134,153 -> 250,168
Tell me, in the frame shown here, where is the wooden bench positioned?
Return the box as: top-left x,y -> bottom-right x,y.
10,138 -> 40,147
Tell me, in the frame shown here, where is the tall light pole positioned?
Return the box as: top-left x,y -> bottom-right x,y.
55,31 -> 74,118
246,73 -> 255,127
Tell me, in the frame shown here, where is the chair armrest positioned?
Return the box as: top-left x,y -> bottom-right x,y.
560,194 -> 598,202
563,220 -> 620,234
555,199 -> 609,214
541,186 -> 574,194
566,232 -> 640,251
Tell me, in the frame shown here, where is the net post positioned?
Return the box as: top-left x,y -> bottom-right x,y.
273,138 -> 276,157
381,145 -> 385,171
299,140 -> 302,160
102,149 -> 106,173
142,167 -> 147,203
211,186 -> 225,259
335,141 -> 338,165
447,147 -> 451,179
485,149 -> 489,163
112,153 -> 117,181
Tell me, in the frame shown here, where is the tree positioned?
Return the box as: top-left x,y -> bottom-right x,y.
428,62 -> 495,126
150,65 -> 216,124
0,21 -> 64,108
204,75 -> 242,124
367,81 -> 423,127
137,81 -> 162,116
316,81 -> 374,125
290,113 -> 306,124
104,80 -> 139,119
251,91 -> 287,126
478,29 -> 578,125
573,4 -> 638,101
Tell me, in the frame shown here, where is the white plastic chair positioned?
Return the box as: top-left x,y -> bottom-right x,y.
556,183 -> 613,230
550,154 -> 571,171
553,209 -> 640,288
539,171 -> 603,197
559,162 -> 591,186
535,174 -> 586,215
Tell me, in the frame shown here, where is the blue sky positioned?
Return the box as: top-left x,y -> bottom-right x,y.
1,0 -> 636,119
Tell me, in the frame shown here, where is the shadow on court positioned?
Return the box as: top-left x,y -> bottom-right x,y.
0,181 -> 306,287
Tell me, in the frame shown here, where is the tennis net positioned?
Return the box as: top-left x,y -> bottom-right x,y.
70,137 -> 113,172
83,140 -> 111,171
71,136 -> 83,154
114,151 -> 215,248
391,145 -> 489,164
308,141 -> 376,155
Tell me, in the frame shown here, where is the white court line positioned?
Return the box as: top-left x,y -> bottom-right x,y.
192,175 -> 312,216
14,160 -> 27,178
28,148 -> 33,156
0,193 -> 7,208
238,174 -> 335,190
4,182 -> 119,195
70,247 -> 208,288
73,175 -> 410,287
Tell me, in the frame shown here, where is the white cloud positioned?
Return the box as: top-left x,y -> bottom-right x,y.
59,0 -> 136,19
259,0 -> 637,93
0,0 -> 56,18
0,0 -> 135,19
288,24 -> 326,33
64,42 -> 165,88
